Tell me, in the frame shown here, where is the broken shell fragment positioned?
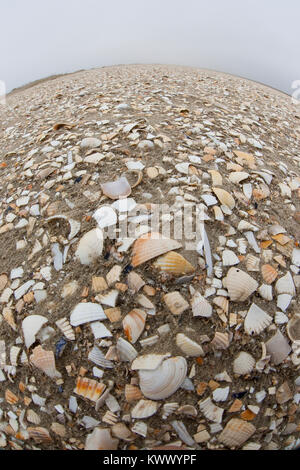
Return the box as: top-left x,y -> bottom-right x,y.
265,330 -> 291,365
153,251 -> 195,275
261,264 -> 278,284
218,419 -> 256,448
55,317 -> 76,341
131,399 -> 158,419
244,303 -> 272,335
123,309 -> 147,343
74,377 -> 106,402
30,346 -> 61,379
70,303 -> 106,326
223,268 -> 258,302
199,397 -> 224,423
212,187 -> 235,210
176,333 -> 204,357
286,314 -> 300,345
22,315 -> 48,349
75,228 -> 103,265
191,291 -> 213,318
132,232 -> 182,267
101,177 -> 131,200
163,291 -> 189,315
85,427 -> 119,450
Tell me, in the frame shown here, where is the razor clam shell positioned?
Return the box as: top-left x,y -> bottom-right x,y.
116,338 -> 138,362
233,351 -> 255,375
265,330 -> 291,365
244,303 -> 272,335
176,333 -> 205,357
70,302 -> 106,326
22,315 -> 48,349
138,356 -> 187,400
85,427 -> 119,450
88,345 -> 114,369
199,397 -> 224,423
131,399 -> 159,419
223,268 -> 258,301
218,419 -> 256,448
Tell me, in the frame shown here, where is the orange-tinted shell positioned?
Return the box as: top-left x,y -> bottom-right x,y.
153,251 -> 195,275
132,233 -> 182,267
74,376 -> 106,402
261,264 -> 278,284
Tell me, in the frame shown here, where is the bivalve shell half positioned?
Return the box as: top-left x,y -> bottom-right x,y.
233,352 -> 255,375
153,251 -> 195,275
218,419 -> 256,448
176,333 -> 204,357
244,303 -> 272,335
223,268 -> 258,302
131,399 -> 158,419
101,176 -> 131,200
212,188 -> 235,210
138,356 -> 187,400
75,228 -> 103,265
131,353 -> 171,371
261,264 -> 278,284
30,346 -> 61,379
132,232 -> 182,267
123,309 -> 147,344
222,249 -> 240,267
286,314 -> 300,345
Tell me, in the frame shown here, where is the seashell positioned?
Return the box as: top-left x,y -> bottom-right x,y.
93,206 -> 117,229
104,307 -> 121,323
28,427 -> 52,444
131,421 -> 148,438
176,405 -> 197,417
61,280 -> 79,298
276,381 -> 293,404
162,402 -> 179,419
22,315 -> 48,349
229,171 -> 249,184
131,353 -> 171,371
265,330 -> 291,365
255,342 -> 271,373
277,293 -> 292,312
125,384 -> 143,402
163,291 -> 189,315
272,233 -> 291,245
136,294 -> 156,314
191,291 -> 212,317
218,419 -> 256,448
234,150 -> 256,168
261,264 -> 278,284
244,303 -> 272,335
243,183 -> 253,200
258,284 -> 273,301
10,346 -> 21,366
45,215 -> 81,240
244,231 -> 260,254
116,337 -> 138,362
102,410 -> 119,425
245,254 -> 260,271
213,206 -> 224,221
208,170 -> 223,186
212,187 -> 235,209
55,317 -> 75,341
153,251 -> 195,275
111,423 -> 135,442
171,420 -> 196,447
237,220 -> 259,232
85,427 -> 119,450
92,276 -> 108,292
27,409 -> 41,425
101,176 -> 131,200
30,346 -> 61,379
275,271 -> 295,296
70,302 -> 106,326
88,345 -> 114,368
123,309 -> 147,343
268,224 -> 286,236
5,389 -> 19,404
213,296 -> 229,314
176,333 -> 204,357
3,308 -> 17,331
233,352 -> 255,375
286,314 -> 300,345
175,162 -> 190,174
214,371 -> 232,383
127,272 -> 145,293
0,273 -> 8,291
96,289 -> 119,307
138,356 -> 187,400
131,399 -> 159,419
210,332 -> 231,350
75,228 -> 103,265
132,232 -> 182,267
90,321 -> 112,339
223,268 -> 258,302
292,248 -> 300,267
212,386 -> 230,402
74,376 -> 106,402
222,249 -> 240,266
274,311 -> 289,325
199,397 -> 224,423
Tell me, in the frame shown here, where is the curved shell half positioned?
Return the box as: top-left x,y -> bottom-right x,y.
212,188 -> 235,209
138,356 -> 187,400
223,268 -> 258,302
101,176 -> 131,200
153,251 -> 195,275
70,302 -> 106,326
176,333 -> 204,357
116,338 -> 138,362
275,271 -> 295,296
218,419 -> 256,448
132,232 -> 182,267
75,228 -> 103,265
233,351 -> 255,375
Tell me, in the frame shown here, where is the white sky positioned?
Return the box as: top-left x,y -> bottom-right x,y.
0,0 -> 299,94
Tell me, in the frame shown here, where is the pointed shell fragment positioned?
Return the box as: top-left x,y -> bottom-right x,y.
265,330 -> 291,365
191,291 -> 212,318
30,346 -> 61,379
223,268 -> 258,302
131,232 -> 182,267
212,187 -> 235,209
153,251 -> 195,275
244,303 -> 272,335
218,419 -> 256,448
85,427 -> 119,450
22,315 -> 48,349
176,333 -> 204,357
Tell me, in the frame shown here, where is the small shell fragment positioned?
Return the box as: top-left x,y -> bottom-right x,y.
176,333 -> 204,357
218,419 -> 256,448
163,291 -> 189,315
131,400 -> 158,419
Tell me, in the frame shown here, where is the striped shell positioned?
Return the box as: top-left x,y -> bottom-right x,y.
222,249 -> 240,266
191,291 -> 213,318
233,351 -> 255,375
123,309 -> 147,343
125,384 -> 143,402
116,337 -> 138,362
244,303 -> 272,335
70,302 -> 106,326
199,397 -> 224,423
55,317 -> 75,341
131,399 -> 159,419
261,264 -> 278,284
153,251 -> 195,275
210,332 -> 231,350
131,232 -> 182,267
176,333 -> 204,357
218,419 -> 256,448
223,268 -> 258,302
28,427 -> 52,444
74,376 -> 106,402
30,346 -> 61,379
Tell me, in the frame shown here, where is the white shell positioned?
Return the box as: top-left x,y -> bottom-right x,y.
191,291 -> 212,318
233,351 -> 255,375
245,254 -> 260,271
132,353 -> 171,371
116,338 -> 138,362
75,228 -> 103,265
199,397 -> 224,423
70,303 -> 106,326
258,284 -> 273,301
229,172 -> 249,184
275,271 -> 295,296
85,427 -> 119,450
292,248 -> 300,267
223,268 -> 258,302
88,346 -> 114,369
96,290 -> 119,307
131,400 -> 158,419
222,249 -> 240,266
22,315 -> 48,349
138,356 -> 187,400
244,303 -> 272,335
162,402 -> 179,420
176,334 -> 204,357
55,317 -> 75,341
93,206 -> 117,229
212,386 -> 230,402
277,294 -> 292,312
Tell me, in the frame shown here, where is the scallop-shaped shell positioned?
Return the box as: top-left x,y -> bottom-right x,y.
75,228 -> 103,265
246,254 -> 260,271
101,176 -> 131,200
244,303 -> 272,335
55,317 -> 75,341
28,427 -> 52,444
70,302 -> 106,326
85,427 -> 119,450
176,333 -> 204,357
210,332 -> 231,350
222,249 -> 240,266
261,264 -> 278,284
30,346 -> 61,379
223,268 -> 258,302
132,232 -> 182,267
153,251 -> 195,275
286,314 -> 300,345
199,397 -> 224,423
218,419 -> 256,448
116,337 -> 138,362
162,402 -> 179,419
212,187 -> 235,209
191,291 -> 212,318
127,272 -> 145,293
22,315 -> 48,349
233,352 -> 255,375
125,384 -> 143,402
123,309 -> 147,344
74,376 -> 106,402
138,357 -> 187,400
275,271 -> 296,296
163,291 -> 189,315
131,353 -> 171,371
131,399 -> 159,419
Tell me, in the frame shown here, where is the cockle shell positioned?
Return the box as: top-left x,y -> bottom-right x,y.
212,188 -> 235,209
258,284 -> 273,301
191,291 -> 213,317
275,271 -> 296,296
265,330 -> 291,365
74,377 -> 106,402
138,356 -> 187,400
116,338 -> 138,362
176,333 -> 204,357
75,228 -> 103,265
101,176 -> 131,200
233,352 -> 255,375
246,254 -> 260,271
70,302 -> 106,326
223,268 -> 258,301
199,397 -> 224,423
244,303 -> 272,335
30,346 -> 61,379
153,251 -> 195,275
286,314 -> 300,345
22,315 -> 48,349
163,291 -> 189,315
218,419 -> 256,448
131,232 -> 182,267
123,309 -> 147,343
85,427 -> 119,450
210,332 -> 231,350
55,317 -> 75,341
261,264 -> 278,284
131,399 -> 159,419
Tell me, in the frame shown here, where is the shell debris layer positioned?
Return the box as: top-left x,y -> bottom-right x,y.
0,64 -> 299,450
